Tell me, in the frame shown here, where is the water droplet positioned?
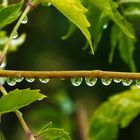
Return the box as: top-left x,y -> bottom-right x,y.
48,2 -> 51,6
71,77 -> 83,86
7,78 -> 16,86
113,78 -> 122,83
0,58 -> 6,69
103,24 -> 108,29
85,77 -> 97,86
0,77 -> 6,85
38,98 -> 43,101
135,80 -> 140,88
12,31 -> 18,39
16,77 -> 24,83
122,79 -> 133,86
26,78 -> 35,83
21,16 -> 28,24
39,78 -> 50,83
101,78 -> 112,86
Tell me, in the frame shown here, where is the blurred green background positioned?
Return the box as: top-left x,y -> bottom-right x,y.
1,1 -> 140,140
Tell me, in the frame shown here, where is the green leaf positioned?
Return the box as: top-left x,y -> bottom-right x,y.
61,23 -> 77,40
90,0 -> 134,39
121,0 -> 140,4
109,24 -> 119,63
89,86 -> 140,140
42,0 -> 93,54
0,131 -> 6,140
125,7 -> 140,18
0,88 -> 46,115
0,31 -> 26,52
109,24 -> 136,71
0,0 -> 23,30
36,122 -> 71,140
9,33 -> 26,52
83,1 -> 109,50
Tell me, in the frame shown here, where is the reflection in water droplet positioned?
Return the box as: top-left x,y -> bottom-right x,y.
135,80 -> 140,88
16,77 -> 24,83
21,16 -> 28,24
0,77 -> 6,85
39,78 -> 50,83
103,24 -> 108,29
85,77 -> 97,86
12,31 -> 18,39
48,2 -> 51,6
122,79 -> 133,86
7,78 -> 16,86
26,78 -> 35,83
0,58 -> 6,69
113,78 -> 122,83
101,78 -> 112,86
71,77 -> 83,86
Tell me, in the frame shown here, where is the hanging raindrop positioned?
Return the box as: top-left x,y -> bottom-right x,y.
39,78 -> 50,83
113,78 -> 122,83
85,77 -> 97,86
135,80 -> 140,88
0,58 -> 6,69
71,77 -> 83,86
12,31 -> 18,39
21,16 -> 28,24
15,77 -> 24,83
122,79 -> 133,86
0,77 -> 6,85
26,78 -> 35,83
7,78 -> 16,86
101,77 -> 112,86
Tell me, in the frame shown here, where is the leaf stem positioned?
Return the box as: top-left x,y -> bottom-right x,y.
0,70 -> 140,79
0,5 -> 31,64
0,86 -> 36,140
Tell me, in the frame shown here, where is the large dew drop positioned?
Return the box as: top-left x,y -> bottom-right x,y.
101,78 -> 112,86
7,78 -> 16,86
135,80 -> 140,88
15,77 -> 24,83
21,16 -> 28,24
39,78 -> 50,83
12,31 -> 18,39
85,77 -> 97,86
113,78 -> 122,83
122,79 -> 133,86
26,78 -> 35,83
71,77 -> 83,86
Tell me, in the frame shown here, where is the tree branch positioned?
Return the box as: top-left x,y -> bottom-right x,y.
0,70 -> 140,79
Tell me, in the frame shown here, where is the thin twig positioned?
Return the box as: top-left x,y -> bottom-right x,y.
76,102 -> 89,140
0,70 -> 140,79
0,86 -> 36,140
0,5 -> 31,64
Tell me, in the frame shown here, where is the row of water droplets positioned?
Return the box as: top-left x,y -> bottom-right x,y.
12,16 -> 28,39
71,77 -> 140,88
5,77 -> 50,86
12,1 -> 51,39
1,77 -> 140,88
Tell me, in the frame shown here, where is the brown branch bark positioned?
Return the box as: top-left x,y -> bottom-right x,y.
0,70 -> 140,79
